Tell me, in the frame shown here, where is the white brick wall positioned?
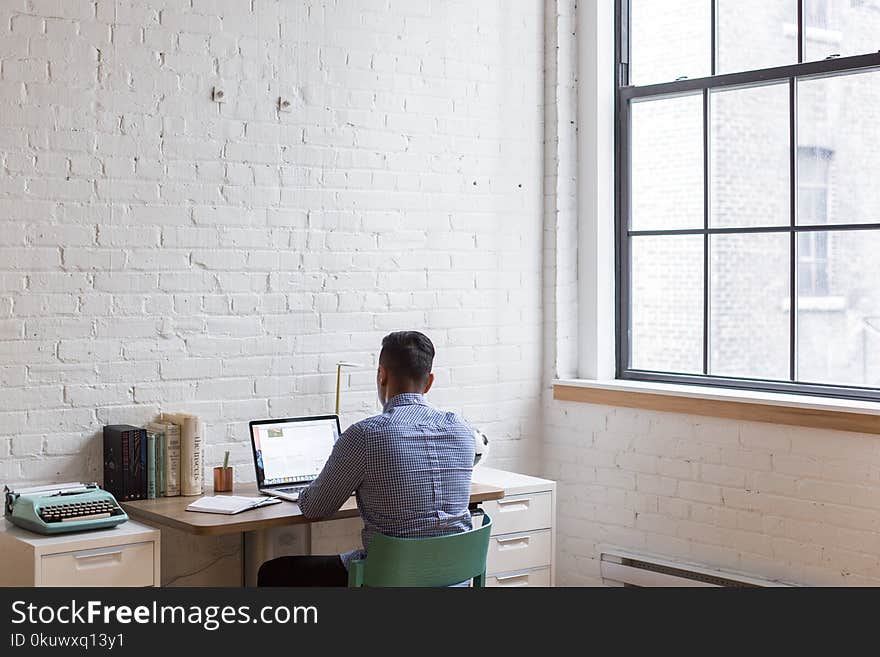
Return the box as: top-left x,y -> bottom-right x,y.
0,0 -> 545,485
543,400 -> 880,586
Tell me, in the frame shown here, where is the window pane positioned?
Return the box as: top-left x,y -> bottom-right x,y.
631,0 -> 710,85
798,230 -> 830,295
710,83 -> 790,228
798,230 -> 880,387
631,94 -> 703,231
717,0 -> 798,74
805,0 -> 880,61
709,233 -> 790,380
631,235 -> 704,373
798,71 -> 880,225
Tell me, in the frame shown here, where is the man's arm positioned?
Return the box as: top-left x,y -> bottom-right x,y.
298,426 -> 365,520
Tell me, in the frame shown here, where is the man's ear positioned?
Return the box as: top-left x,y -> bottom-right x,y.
377,364 -> 389,387
422,372 -> 434,394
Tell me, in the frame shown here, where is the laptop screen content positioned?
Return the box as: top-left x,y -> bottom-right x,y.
251,417 -> 340,487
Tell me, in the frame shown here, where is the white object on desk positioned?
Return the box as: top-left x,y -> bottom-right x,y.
12,481 -> 92,495
471,467 -> 557,587
186,495 -> 281,515
0,519 -> 160,587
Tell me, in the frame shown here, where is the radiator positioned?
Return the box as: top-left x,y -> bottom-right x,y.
600,551 -> 794,587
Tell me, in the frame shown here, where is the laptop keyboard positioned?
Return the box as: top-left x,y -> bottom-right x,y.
276,485 -> 308,495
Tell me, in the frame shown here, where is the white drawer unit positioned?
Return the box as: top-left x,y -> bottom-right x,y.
472,467 -> 556,587
0,519 -> 160,587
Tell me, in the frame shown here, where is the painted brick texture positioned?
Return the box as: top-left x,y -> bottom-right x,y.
544,399 -> 880,586
0,0 -> 545,485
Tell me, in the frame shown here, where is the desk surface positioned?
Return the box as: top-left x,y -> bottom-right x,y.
122,482 -> 505,536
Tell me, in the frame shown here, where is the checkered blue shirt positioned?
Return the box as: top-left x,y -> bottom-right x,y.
298,393 -> 475,568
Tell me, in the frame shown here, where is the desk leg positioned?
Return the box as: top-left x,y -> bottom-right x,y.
240,533 -> 246,588
242,524 -> 312,587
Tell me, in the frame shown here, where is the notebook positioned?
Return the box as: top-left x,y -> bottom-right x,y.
185,495 -> 282,515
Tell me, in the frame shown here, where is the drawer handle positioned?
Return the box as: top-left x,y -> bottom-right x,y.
495,572 -> 531,586
495,535 -> 530,550
496,497 -> 531,511
73,548 -> 124,567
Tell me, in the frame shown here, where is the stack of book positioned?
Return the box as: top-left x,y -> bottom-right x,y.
103,413 -> 204,501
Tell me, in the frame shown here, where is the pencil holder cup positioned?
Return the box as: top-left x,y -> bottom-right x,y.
213,466 -> 233,492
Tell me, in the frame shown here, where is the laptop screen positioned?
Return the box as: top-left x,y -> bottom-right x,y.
250,416 -> 340,487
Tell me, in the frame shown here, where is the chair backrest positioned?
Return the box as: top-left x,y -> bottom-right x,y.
348,514 -> 493,587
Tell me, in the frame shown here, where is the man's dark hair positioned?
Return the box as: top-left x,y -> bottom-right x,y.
379,331 -> 435,385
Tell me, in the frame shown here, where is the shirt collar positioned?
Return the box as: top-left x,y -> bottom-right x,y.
383,392 -> 428,412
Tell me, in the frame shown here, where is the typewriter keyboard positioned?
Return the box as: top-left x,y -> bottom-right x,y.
39,500 -> 121,523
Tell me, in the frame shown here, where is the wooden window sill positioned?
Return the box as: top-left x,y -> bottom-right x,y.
553,379 -> 880,435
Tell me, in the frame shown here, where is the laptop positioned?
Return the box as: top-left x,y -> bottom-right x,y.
249,415 -> 341,502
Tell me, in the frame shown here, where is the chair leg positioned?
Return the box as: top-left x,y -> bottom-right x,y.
348,560 -> 365,587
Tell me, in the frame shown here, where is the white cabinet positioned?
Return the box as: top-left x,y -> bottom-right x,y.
0,519 -> 160,587
471,467 -> 556,587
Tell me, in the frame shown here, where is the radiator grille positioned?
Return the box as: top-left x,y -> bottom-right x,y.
600,551 -> 793,587
619,557 -> 760,587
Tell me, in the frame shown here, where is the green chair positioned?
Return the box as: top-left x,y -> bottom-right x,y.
348,513 -> 493,587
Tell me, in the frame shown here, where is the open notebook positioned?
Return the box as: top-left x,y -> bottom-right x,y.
185,495 -> 282,515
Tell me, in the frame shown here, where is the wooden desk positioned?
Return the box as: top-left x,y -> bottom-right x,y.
122,482 -> 504,536
122,482 -> 504,586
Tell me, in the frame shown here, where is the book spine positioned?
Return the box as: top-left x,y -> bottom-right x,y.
179,415 -> 203,496
157,431 -> 166,497
136,429 -> 147,500
121,431 -> 130,500
146,431 -> 156,499
165,424 -> 181,497
102,427 -> 121,499
194,418 -> 203,495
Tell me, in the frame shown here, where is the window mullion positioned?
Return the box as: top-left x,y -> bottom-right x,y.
621,52 -> 880,101
797,0 -> 805,63
703,88 -> 711,376
789,77 -> 798,382
614,0 -> 631,378
710,0 -> 717,75
619,0 -> 630,86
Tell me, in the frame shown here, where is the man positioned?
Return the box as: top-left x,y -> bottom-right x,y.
257,330 -> 475,586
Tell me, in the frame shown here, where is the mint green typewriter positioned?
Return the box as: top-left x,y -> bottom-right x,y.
4,482 -> 128,535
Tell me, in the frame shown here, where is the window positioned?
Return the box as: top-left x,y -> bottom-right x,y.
616,0 -> 880,400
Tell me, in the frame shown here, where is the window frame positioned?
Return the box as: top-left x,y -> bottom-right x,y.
614,0 -> 880,402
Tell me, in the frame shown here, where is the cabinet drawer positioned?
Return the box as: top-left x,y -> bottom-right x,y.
487,567 -> 551,588
486,529 -> 551,574
41,542 -> 155,587
482,492 -> 552,535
